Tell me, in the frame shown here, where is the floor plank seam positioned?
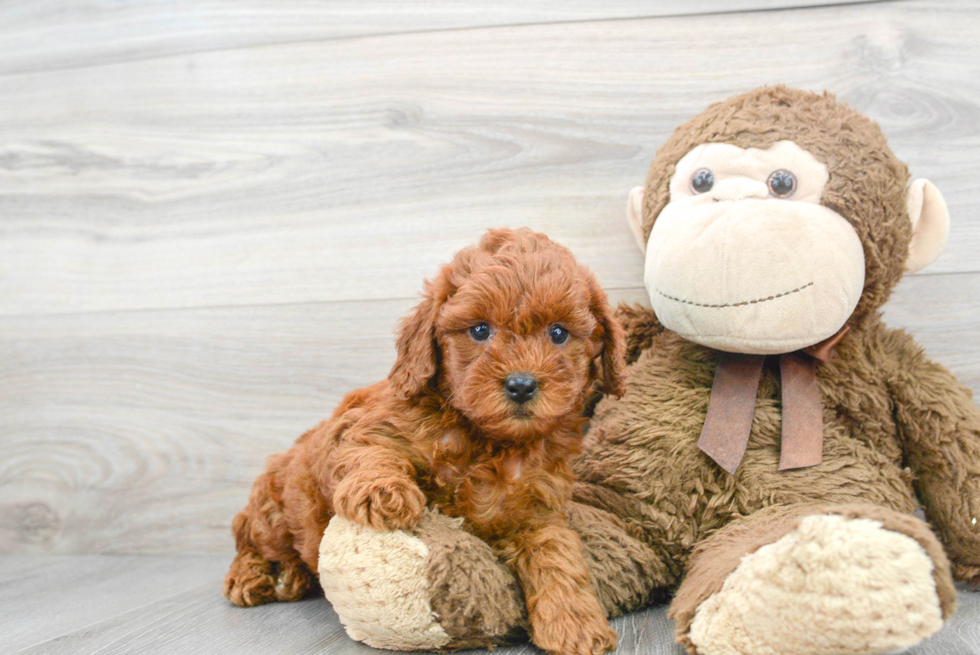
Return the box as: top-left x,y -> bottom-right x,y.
7,268 -> 979,322
0,288 -> 650,320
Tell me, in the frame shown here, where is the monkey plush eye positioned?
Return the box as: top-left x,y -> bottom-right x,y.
549,324 -> 569,345
691,168 -> 715,194
469,323 -> 491,341
767,170 -> 797,197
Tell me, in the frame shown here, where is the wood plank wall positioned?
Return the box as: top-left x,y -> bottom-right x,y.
1,0 -> 978,555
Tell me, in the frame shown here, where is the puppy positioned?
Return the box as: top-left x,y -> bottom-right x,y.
224,228 -> 627,655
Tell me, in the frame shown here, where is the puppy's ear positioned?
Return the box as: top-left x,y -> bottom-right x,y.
587,274 -> 628,397
389,277 -> 447,399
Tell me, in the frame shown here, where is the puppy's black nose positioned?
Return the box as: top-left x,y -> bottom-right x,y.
504,375 -> 537,404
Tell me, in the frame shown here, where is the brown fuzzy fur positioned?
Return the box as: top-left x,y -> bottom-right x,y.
224,228 -> 627,655
333,88 -> 980,655
576,87 -> 980,651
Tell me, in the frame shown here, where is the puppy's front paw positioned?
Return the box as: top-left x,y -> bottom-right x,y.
531,595 -> 618,655
333,472 -> 427,531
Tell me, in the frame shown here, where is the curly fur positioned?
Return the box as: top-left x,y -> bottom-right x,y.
313,88 -> 980,655
224,228 -> 627,655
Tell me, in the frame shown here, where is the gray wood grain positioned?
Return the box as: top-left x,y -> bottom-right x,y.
1,1 -> 979,317
3,1 -> 980,652
0,299 -> 408,555
0,0 -> 880,77
0,555 -> 975,655
1,555 -> 349,655
882,272 -> 980,393
1,277 -> 977,556
0,555 -> 228,654
955,583 -> 980,654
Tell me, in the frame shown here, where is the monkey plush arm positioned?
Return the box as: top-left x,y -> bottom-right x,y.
884,329 -> 980,584
614,303 -> 663,365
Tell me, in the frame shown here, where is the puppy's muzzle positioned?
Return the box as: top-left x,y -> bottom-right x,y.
504,374 -> 538,404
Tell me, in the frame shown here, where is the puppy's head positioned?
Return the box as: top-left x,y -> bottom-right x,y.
389,228 -> 627,440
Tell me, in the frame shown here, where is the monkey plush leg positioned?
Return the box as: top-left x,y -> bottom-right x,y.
670,504 -> 956,655
318,502 -> 669,651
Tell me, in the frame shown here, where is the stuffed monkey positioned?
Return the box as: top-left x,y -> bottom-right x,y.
316,86 -> 980,655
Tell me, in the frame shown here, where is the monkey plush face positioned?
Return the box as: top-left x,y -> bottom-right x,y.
628,86 -> 950,355
642,140 -> 864,353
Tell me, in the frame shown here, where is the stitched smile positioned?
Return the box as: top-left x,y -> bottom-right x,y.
656,282 -> 814,308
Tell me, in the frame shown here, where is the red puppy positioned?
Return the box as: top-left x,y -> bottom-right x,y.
224,228 -> 627,655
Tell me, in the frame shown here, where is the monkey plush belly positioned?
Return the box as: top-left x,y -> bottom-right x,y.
578,331 -> 918,556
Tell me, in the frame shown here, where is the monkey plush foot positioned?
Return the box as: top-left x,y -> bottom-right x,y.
318,507 -> 526,651
671,505 -> 956,655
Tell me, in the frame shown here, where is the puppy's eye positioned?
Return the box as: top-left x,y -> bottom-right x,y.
548,324 -> 569,345
468,322 -> 491,341
691,168 -> 714,194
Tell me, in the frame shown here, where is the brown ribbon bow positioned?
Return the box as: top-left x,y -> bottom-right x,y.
697,327 -> 850,475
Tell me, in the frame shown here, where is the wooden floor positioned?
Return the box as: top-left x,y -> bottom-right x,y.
1,0 -> 979,653
1,556 -> 977,655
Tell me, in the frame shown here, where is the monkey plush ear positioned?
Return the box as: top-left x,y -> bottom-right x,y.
626,186 -> 647,253
389,281 -> 444,399
905,179 -> 950,273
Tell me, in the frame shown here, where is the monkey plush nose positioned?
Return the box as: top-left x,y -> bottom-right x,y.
504,375 -> 538,404
709,178 -> 769,202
